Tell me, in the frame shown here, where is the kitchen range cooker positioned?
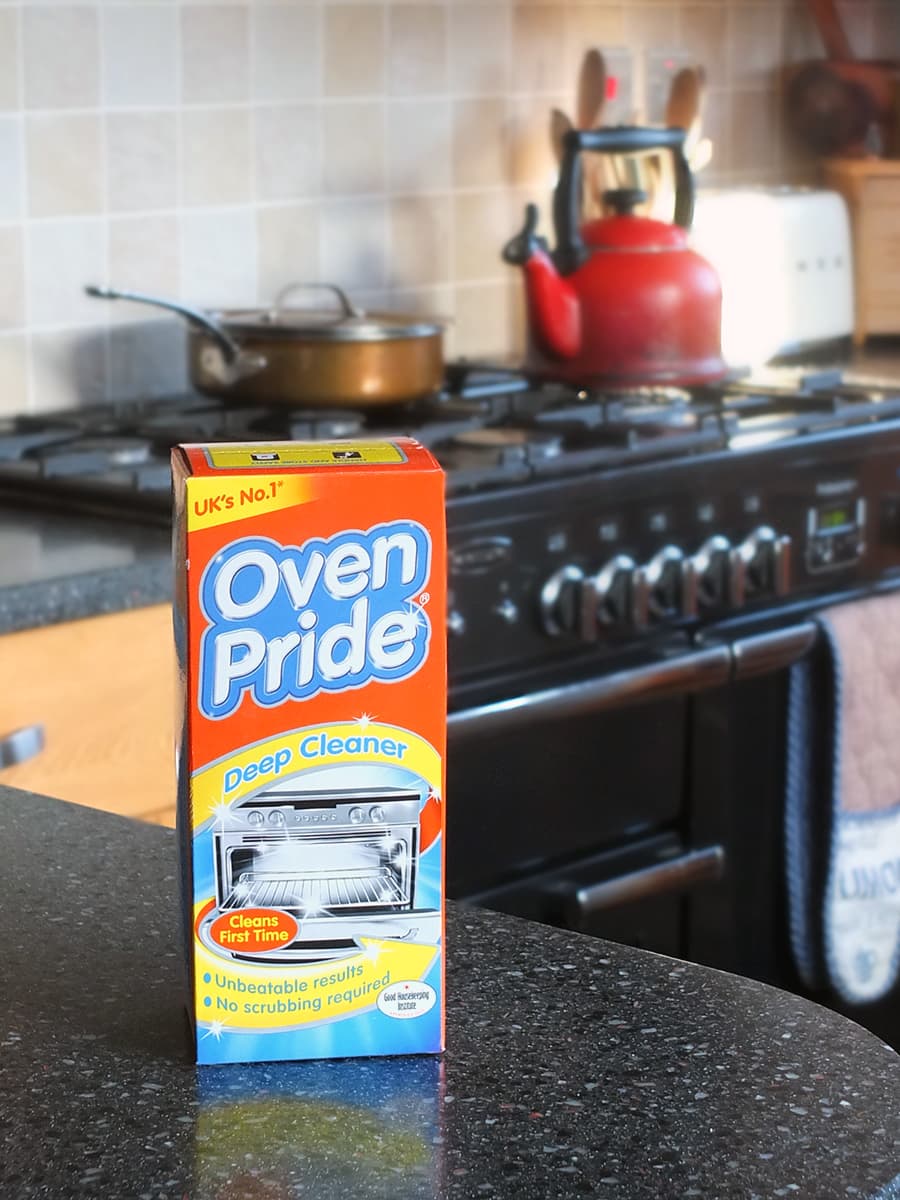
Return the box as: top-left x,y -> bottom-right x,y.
7,361 -> 900,1043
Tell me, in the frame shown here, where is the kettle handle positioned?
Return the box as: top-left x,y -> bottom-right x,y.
552,126 -> 694,275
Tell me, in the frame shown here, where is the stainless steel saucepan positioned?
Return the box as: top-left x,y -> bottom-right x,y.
86,282 -> 445,408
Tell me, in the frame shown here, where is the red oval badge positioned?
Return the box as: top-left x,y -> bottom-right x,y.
209,908 -> 299,954
419,793 -> 442,852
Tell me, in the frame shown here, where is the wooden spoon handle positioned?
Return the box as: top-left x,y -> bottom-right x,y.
805,0 -> 855,62
577,48 -> 607,130
550,108 -> 572,164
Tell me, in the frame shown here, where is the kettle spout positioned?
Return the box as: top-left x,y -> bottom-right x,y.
502,202 -> 544,268
502,205 -> 582,361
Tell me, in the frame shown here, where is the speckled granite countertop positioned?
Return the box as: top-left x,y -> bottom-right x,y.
2,785 -> 900,1198
0,507 -> 170,633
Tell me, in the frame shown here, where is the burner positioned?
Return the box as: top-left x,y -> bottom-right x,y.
435,424 -> 566,493
259,409 -> 366,441
451,426 -> 564,462
32,436 -> 155,477
0,419 -> 78,462
135,405 -> 230,446
137,403 -> 369,447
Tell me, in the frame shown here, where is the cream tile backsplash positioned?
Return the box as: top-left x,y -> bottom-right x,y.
0,0 -> 893,412
22,6 -> 99,110
106,111 -> 178,211
26,113 -> 103,216
101,6 -> 179,107
0,10 -> 19,110
181,6 -> 249,104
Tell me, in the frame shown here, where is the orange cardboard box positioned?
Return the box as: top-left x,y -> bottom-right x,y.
172,440 -> 446,1064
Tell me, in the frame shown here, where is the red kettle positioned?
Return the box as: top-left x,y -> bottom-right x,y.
503,126 -> 727,388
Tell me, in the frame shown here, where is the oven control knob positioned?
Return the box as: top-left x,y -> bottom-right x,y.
732,526 -> 791,603
690,535 -> 734,611
539,564 -> 585,636
493,596 -> 519,624
583,555 -> 643,637
247,810 -> 264,827
267,810 -> 285,827
448,610 -> 466,636
644,545 -> 690,622
369,805 -> 385,822
349,807 -> 365,824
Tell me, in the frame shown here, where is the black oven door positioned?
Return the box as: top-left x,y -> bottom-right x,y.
448,623 -> 817,959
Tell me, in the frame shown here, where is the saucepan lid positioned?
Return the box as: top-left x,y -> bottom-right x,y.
221,283 -> 443,342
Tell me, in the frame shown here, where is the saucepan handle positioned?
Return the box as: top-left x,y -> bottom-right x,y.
85,284 -> 244,363
272,282 -> 364,320
552,125 -> 694,274
85,284 -> 267,385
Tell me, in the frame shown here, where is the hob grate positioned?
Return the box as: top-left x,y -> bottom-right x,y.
225,868 -> 405,911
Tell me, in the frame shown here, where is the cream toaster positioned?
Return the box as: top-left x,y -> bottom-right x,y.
691,188 -> 854,367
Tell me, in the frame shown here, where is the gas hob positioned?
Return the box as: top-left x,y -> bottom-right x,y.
6,362 -> 900,690
4,364 -> 900,524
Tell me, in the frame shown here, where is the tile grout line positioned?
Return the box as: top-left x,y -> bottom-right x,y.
97,0 -> 112,406
17,1 -> 33,413
174,0 -> 185,306
247,0 -> 259,302
379,2 -> 390,294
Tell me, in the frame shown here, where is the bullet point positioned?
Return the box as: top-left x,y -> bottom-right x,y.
203,973 -> 211,983
203,996 -> 212,1008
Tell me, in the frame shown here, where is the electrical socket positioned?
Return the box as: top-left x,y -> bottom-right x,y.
601,48 -> 636,126
644,48 -> 695,125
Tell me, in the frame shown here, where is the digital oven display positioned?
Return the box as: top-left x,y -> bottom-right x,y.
818,504 -> 853,531
806,495 -> 865,572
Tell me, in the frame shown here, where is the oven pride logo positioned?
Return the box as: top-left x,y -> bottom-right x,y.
198,522 -> 432,719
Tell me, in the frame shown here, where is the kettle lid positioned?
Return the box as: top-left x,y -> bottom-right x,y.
582,188 -> 689,250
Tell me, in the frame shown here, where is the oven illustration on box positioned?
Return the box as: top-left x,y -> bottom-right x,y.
172,440 -> 446,1065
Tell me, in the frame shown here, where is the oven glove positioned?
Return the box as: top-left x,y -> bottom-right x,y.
785,594 -> 900,1006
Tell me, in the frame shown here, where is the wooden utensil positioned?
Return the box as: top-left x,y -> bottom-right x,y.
641,66 -> 710,221
550,107 -> 572,165
689,136 -> 713,173
577,48 -> 607,130
665,66 -> 702,133
805,0 -> 855,62
577,49 -> 612,219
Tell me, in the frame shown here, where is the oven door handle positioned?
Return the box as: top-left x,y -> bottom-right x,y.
448,622 -> 817,740
559,844 -> 726,927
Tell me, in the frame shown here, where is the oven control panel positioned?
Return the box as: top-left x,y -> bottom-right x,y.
234,791 -> 421,832
538,526 -> 792,640
445,432 -> 900,684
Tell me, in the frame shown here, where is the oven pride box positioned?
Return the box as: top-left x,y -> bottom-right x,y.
172,440 -> 446,1065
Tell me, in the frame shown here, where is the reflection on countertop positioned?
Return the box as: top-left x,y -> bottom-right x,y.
0,506 -> 169,632
0,507 -> 167,588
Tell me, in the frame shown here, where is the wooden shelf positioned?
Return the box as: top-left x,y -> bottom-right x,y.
823,158 -> 900,346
